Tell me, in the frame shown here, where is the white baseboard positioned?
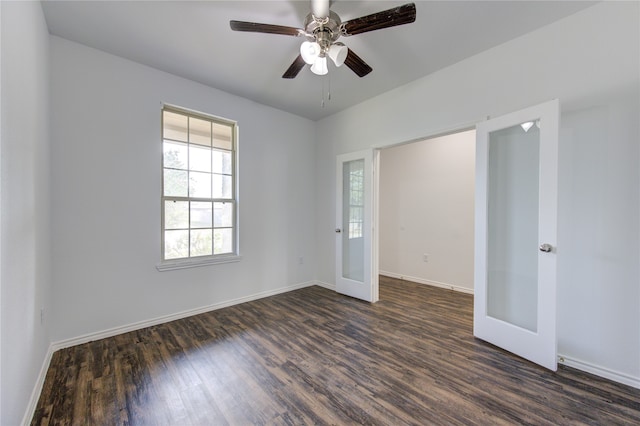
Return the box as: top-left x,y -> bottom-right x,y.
52,280 -> 318,351
558,354 -> 640,389
21,343 -> 55,426
379,270 -> 474,295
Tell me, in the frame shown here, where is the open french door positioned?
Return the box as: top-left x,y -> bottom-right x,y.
335,150 -> 379,302
474,99 -> 560,371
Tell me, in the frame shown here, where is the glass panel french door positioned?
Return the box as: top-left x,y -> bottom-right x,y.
336,150 -> 379,302
474,100 -> 559,371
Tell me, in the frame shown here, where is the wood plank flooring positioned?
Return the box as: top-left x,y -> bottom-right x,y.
32,276 -> 640,425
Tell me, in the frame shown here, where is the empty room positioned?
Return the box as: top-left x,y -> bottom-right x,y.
2,1 -> 639,424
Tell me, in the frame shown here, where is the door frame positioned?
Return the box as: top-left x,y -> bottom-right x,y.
356,126 -> 476,303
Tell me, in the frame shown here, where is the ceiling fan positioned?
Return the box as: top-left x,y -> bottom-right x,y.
230,0 -> 416,78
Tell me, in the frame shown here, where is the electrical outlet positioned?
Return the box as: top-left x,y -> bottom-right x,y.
423,253 -> 429,263
298,256 -> 304,265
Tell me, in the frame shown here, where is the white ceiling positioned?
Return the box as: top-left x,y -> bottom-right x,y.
41,0 -> 597,121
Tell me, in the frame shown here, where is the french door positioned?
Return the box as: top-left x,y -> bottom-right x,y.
335,150 -> 379,302
474,100 -> 560,370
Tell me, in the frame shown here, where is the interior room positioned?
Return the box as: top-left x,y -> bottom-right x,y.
379,130 -> 476,294
2,1 -> 639,424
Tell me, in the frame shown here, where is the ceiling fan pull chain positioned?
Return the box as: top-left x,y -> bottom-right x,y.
320,74 -> 331,108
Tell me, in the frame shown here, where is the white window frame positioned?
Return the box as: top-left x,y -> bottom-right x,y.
157,104 -> 240,271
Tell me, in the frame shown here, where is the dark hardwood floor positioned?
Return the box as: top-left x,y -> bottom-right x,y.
33,276 -> 640,425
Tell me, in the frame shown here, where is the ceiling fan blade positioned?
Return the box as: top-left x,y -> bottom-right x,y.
230,20 -> 304,37
341,3 -> 416,36
282,54 -> 307,79
344,49 -> 372,77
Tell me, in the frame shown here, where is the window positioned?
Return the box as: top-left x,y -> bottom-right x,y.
347,159 -> 364,239
160,106 -> 238,267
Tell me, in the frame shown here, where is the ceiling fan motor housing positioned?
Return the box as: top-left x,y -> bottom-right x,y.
304,10 -> 342,53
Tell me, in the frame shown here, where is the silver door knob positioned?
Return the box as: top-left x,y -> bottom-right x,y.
539,243 -> 553,252
335,228 -> 341,233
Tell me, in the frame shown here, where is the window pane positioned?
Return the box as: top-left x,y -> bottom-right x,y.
189,145 -> 211,172
212,150 -> 232,175
165,230 -> 189,259
165,200 -> 188,229
161,107 -> 236,262
189,171 -> 212,198
191,201 -> 212,228
213,123 -> 233,150
164,169 -> 188,197
350,206 -> 363,222
214,202 -> 233,227
190,229 -> 213,257
164,111 -> 188,142
189,117 -> 211,146
349,222 -> 363,239
212,174 -> 233,199
163,141 -> 188,170
214,228 -> 233,254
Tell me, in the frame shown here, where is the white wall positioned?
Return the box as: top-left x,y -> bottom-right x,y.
379,130 -> 475,292
557,94 -> 640,382
50,37 -> 317,342
0,2 -> 52,424
315,2 -> 639,385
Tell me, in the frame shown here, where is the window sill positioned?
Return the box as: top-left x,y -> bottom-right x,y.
156,254 -> 242,272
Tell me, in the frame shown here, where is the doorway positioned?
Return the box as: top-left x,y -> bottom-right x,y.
341,101 -> 560,371
378,129 -> 476,295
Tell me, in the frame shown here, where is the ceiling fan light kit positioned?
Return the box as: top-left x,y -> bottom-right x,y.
301,41 -> 347,74
230,1 -> 416,79
300,41 -> 321,65
310,56 -> 329,75
328,43 -> 348,68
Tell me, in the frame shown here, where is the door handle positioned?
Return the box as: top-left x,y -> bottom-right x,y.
539,243 -> 553,252
335,228 -> 341,233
